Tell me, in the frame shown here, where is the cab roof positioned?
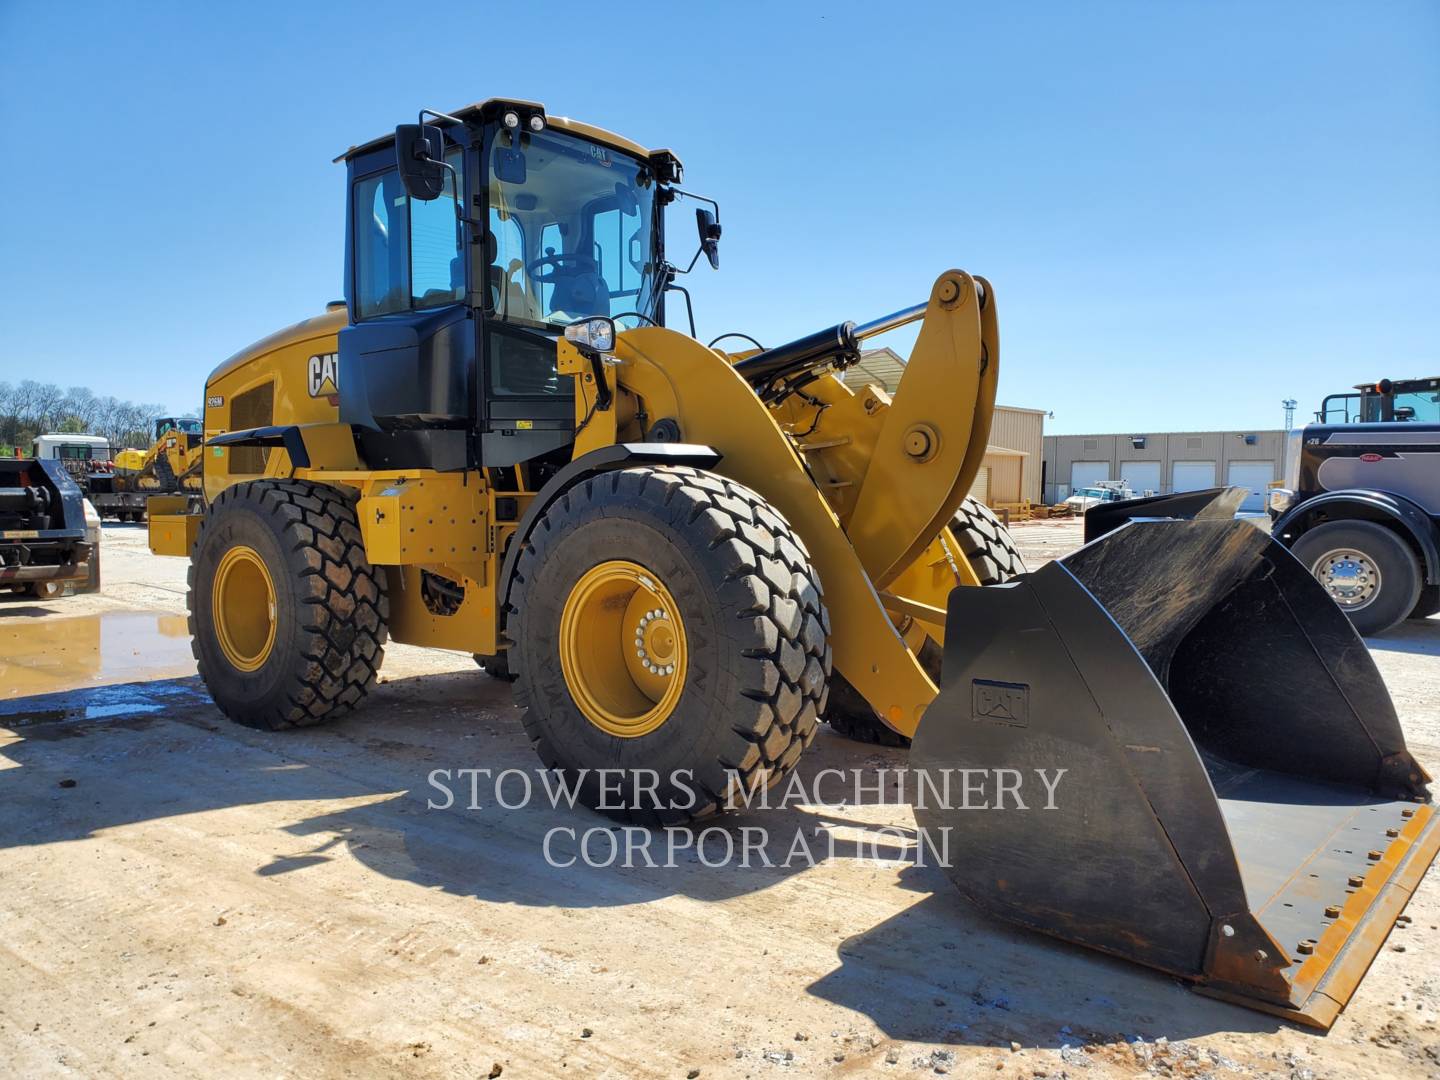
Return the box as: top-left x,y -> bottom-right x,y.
336,97 -> 679,173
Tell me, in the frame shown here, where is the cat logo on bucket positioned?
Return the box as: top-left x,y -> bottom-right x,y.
307,353 -> 339,397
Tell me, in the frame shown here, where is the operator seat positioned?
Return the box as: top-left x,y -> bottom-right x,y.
485,233 -> 540,321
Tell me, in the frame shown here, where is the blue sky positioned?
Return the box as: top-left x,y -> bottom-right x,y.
1,2 -> 1436,434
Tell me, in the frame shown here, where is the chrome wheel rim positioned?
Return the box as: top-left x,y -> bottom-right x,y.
1311,548 -> 1381,611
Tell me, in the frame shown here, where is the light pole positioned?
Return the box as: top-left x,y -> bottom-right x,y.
1282,398 -> 1297,431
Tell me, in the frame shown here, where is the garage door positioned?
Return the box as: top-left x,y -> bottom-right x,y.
1120,461 -> 1162,496
968,465 -> 990,504
1172,461 -> 1216,493
1227,461 -> 1276,512
1070,462 -> 1110,491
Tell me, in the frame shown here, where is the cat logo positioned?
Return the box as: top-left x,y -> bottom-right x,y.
307,353 -> 339,397
971,678 -> 1030,728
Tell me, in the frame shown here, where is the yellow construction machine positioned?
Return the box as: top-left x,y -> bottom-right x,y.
148,98 -> 1436,1028
111,416 -> 206,520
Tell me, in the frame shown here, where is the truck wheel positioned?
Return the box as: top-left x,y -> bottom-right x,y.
189,479 -> 388,730
510,465 -> 831,824
28,580 -> 65,600
823,496 -> 1025,747
1291,520 -> 1421,637
1411,585 -> 1440,621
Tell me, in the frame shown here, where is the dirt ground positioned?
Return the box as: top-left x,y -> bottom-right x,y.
1,519 -> 1437,1079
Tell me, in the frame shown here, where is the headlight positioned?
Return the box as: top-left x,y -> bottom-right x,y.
565,317 -> 616,353
1267,488 -> 1294,515
502,111 -> 520,129
528,114 -> 545,132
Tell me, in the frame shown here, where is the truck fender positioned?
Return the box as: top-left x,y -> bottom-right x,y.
1272,488 -> 1440,584
496,443 -> 723,622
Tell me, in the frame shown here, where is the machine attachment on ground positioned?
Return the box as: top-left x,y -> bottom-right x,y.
913,488 -> 1436,1028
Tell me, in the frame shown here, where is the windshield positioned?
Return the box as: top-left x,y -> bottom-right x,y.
1076,488 -> 1107,498
488,127 -> 658,330
1387,389 -> 1440,422
56,443 -> 110,461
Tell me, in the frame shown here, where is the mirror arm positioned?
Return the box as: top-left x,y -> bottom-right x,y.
661,267 -> 697,338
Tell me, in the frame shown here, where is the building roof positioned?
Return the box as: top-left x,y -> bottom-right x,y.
841,348 -> 907,393
843,350 -> 1048,419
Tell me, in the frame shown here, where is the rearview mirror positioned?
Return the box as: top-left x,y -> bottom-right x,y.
394,124 -> 447,201
493,141 -> 527,185
616,181 -> 639,217
696,208 -> 721,270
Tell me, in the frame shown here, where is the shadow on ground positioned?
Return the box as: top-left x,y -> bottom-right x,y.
1365,616 -> 1440,656
0,663 -> 1295,1047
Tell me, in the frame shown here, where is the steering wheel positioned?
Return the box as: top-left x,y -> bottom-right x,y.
527,252 -> 597,284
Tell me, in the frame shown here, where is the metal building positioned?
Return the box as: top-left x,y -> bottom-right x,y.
1042,429 -> 1285,512
842,349 -> 1045,507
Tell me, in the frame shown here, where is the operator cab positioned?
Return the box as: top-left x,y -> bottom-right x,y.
335,99 -> 693,472
1318,377 -> 1440,424
155,416 -> 202,440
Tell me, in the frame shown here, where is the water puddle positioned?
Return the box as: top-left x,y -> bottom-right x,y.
0,610 -> 197,699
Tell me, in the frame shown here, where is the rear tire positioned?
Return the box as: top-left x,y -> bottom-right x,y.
1291,520 -> 1421,637
823,496 -> 1025,747
190,480 -> 388,730
473,651 -> 517,681
510,465 -> 831,824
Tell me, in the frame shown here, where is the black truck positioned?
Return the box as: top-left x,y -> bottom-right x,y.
1269,376 -> 1440,635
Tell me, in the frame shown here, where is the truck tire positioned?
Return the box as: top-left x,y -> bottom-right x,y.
189,479 -> 388,730
823,496 -> 1026,747
510,465 -> 831,825
1411,584 -> 1440,621
1291,520 -> 1421,637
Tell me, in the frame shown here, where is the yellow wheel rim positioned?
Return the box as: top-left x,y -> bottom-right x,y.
559,560 -> 688,738
211,544 -> 277,672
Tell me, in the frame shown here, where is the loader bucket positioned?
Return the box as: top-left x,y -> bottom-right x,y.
910,514 -> 1438,1029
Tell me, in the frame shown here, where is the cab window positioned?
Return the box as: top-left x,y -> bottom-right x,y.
353,150 -> 464,318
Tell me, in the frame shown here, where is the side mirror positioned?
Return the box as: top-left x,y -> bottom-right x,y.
395,124 -> 447,201
696,208 -> 722,270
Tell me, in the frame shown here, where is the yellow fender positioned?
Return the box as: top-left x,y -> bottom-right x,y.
599,340 -> 936,738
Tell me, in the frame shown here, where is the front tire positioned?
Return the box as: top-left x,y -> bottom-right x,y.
1291,520 -> 1421,637
190,480 -> 388,730
510,465 -> 831,824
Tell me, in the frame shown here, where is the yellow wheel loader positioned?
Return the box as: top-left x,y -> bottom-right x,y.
148,98 -> 1437,1029
112,416 -> 206,521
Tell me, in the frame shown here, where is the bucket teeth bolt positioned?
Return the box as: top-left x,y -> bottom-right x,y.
1386,828 -> 1400,838
1347,875 -> 1365,888
1324,905 -> 1341,919
1297,939 -> 1316,955
1367,850 -> 1383,861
